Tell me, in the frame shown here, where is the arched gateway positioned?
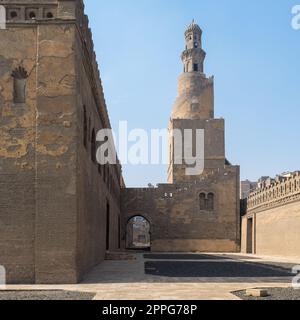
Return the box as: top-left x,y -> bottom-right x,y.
126,216 -> 151,250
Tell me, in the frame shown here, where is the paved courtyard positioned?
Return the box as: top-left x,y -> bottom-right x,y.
2,253 -> 299,300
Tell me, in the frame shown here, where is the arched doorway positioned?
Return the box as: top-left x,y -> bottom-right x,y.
126,216 -> 151,250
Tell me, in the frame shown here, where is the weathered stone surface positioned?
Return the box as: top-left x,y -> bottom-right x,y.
241,172 -> 300,257
0,0 -> 122,284
122,166 -> 240,253
0,5 -> 240,284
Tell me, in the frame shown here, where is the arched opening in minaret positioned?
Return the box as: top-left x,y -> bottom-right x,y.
126,216 -> 151,250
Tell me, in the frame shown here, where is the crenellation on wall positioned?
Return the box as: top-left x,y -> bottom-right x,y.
241,171 -> 300,257
247,171 -> 300,213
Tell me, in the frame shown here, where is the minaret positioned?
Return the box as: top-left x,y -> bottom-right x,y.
171,21 -> 214,120
182,20 -> 206,73
168,22 -> 225,183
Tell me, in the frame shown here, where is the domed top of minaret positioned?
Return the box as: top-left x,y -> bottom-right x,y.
185,20 -> 202,37
171,23 -> 214,120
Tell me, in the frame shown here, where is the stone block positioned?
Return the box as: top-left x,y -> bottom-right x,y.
246,288 -> 269,298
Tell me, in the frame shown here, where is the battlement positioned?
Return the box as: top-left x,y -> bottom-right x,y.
247,171 -> 300,212
1,0 -> 77,22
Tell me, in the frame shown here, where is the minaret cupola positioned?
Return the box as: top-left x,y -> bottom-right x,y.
182,20 -> 206,73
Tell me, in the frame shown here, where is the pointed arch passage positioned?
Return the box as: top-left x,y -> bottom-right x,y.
126,216 -> 151,250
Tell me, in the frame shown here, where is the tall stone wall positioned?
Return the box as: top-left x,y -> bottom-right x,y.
74,25 -> 122,277
34,22 -> 79,284
241,172 -> 300,257
0,25 -> 38,284
0,0 -> 122,284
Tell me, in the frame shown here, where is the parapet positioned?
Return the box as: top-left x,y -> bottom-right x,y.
247,171 -> 300,212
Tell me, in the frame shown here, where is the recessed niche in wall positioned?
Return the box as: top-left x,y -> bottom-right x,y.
25,8 -> 38,20
11,66 -> 29,104
8,8 -> 20,20
44,9 -> 55,19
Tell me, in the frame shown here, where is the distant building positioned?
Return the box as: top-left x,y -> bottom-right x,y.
258,176 -> 274,189
240,180 -> 257,199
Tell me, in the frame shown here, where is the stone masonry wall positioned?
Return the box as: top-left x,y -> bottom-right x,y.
0,26 -> 38,284
74,25 -> 122,279
122,166 -> 240,252
168,118 -> 225,183
241,172 -> 300,257
0,0 -> 122,284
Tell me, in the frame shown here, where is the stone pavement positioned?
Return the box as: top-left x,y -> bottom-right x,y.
2,253 -> 299,300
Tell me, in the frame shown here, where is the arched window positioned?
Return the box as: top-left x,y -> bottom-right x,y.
83,106 -> 87,148
199,192 -> 215,211
11,66 -> 28,103
199,193 -> 206,211
207,193 -> 214,211
91,128 -> 96,163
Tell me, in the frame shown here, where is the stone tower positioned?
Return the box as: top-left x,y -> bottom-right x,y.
168,21 -> 225,183
122,22 -> 241,253
172,20 -> 214,120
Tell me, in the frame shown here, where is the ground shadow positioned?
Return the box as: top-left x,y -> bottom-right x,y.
145,261 -> 293,278
82,253 -> 295,284
143,253 -> 258,260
